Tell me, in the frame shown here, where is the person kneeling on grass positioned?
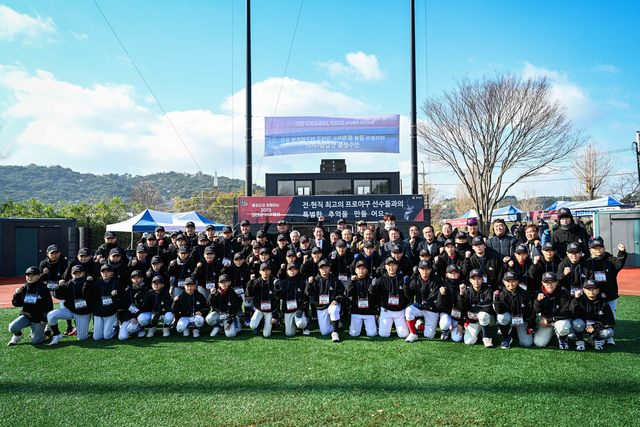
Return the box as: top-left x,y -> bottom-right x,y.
172,277 -> 209,338
116,270 -> 147,341
138,275 -> 174,337
305,259 -> 346,342
436,264 -> 465,343
533,272 -> 572,350
370,257 -> 410,339
346,260 -> 378,338
247,263 -> 278,338
404,260 -> 443,343
493,271 -> 535,349
458,269 -> 494,347
47,265 -> 93,345
570,279 -> 615,351
8,266 -> 53,346
83,264 -> 125,341
274,263 -> 308,337
206,274 -> 243,338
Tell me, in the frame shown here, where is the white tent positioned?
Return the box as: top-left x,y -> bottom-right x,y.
106,209 -> 227,233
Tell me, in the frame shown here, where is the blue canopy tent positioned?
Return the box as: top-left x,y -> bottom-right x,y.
106,209 -> 227,233
544,196 -> 627,217
491,205 -> 524,222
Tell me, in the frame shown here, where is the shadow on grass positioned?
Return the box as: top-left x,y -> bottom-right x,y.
1,378 -> 639,396
24,319 -> 639,354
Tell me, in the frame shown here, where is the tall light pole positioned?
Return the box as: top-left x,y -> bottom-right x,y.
634,130 -> 640,190
410,0 -> 418,195
245,0 -> 253,196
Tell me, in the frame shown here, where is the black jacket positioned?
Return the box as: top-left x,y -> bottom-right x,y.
172,291 -> 209,318
83,278 -> 125,317
346,276 -> 378,316
457,284 -> 494,323
141,289 -> 172,314
406,275 -> 443,312
570,294 -> 615,328
207,288 -> 243,315
305,274 -> 347,310
370,274 -> 409,311
247,277 -> 278,313
39,257 -> 69,283
528,256 -> 563,290
274,275 -> 307,313
222,262 -> 251,292
167,258 -> 196,287
54,278 -> 92,315
556,257 -> 590,293
486,234 -> 517,258
552,222 -> 590,258
12,280 -> 53,323
117,284 -> 147,322
492,287 -> 535,328
462,252 -> 503,289
584,250 -> 627,301
193,259 -> 223,289
532,288 -> 571,322
433,252 -> 464,279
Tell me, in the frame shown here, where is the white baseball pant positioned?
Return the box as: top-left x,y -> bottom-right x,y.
349,314 -> 377,337
283,312 -> 308,336
572,319 -> 614,340
47,307 -> 91,341
316,304 -> 341,336
8,315 -> 46,344
463,312 -> 494,345
379,308 -> 409,338
533,319 -> 572,347
93,314 -> 117,341
496,312 -> 533,347
250,310 -> 273,337
118,319 -> 141,341
137,312 -> 175,328
405,304 -> 449,339
176,315 -> 205,333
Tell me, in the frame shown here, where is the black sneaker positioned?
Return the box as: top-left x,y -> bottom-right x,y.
500,336 -> 512,350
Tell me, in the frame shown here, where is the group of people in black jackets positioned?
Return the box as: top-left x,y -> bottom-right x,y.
8,207 -> 626,351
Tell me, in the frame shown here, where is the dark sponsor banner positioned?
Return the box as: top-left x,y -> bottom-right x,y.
238,195 -> 424,224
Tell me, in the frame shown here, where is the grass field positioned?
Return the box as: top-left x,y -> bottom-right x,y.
0,297 -> 639,426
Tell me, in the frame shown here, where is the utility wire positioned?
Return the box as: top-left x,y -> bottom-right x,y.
93,0 -> 202,172
253,0 -> 305,183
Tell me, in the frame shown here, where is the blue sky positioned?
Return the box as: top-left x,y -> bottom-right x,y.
0,0 -> 638,199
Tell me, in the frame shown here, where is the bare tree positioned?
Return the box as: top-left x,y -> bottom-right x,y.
571,144 -> 614,200
518,186 -> 543,215
130,180 -> 164,210
453,184 -> 475,217
419,75 -> 584,233
607,174 -> 639,204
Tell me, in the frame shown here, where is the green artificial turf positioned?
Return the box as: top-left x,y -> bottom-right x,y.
0,296 -> 638,426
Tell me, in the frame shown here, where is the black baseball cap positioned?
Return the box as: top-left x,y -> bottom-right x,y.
77,248 -> 90,256
336,240 -> 347,248
277,234 -> 287,241
184,277 -> 195,285
219,274 -> 231,282
25,266 -> 40,275
146,234 -> 157,240
259,262 -> 272,271
286,250 -> 296,257
318,260 -> 331,268
469,269 -> 483,278
589,237 -> 604,248
287,262 -> 299,270
311,247 -> 322,254
104,231 -> 116,238
364,241 -> 375,249
385,257 -> 398,265
71,265 -> 85,273
542,272 -> 558,282
503,271 -> 518,281
136,244 -> 147,253
566,243 -> 581,253
446,264 -> 460,273
337,218 -> 346,224
541,242 -> 555,251
582,279 -> 598,289
557,208 -> 572,219
444,239 -> 455,247
515,244 -> 528,254
472,236 -> 484,246
233,252 -> 244,260
197,233 -> 209,242
204,246 -> 215,254
185,221 -> 195,228
130,270 -> 143,277
151,255 -> 163,263
240,220 -> 250,226
222,226 -> 233,233
100,264 -> 114,272
178,246 -> 189,254
46,244 -> 61,253
355,260 -> 367,269
418,260 -> 433,269
109,248 -> 121,256
391,245 -> 402,253
151,275 -> 164,283
259,247 -> 270,255
155,226 -> 165,232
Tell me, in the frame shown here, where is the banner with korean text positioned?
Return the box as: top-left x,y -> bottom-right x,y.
263,115 -> 400,156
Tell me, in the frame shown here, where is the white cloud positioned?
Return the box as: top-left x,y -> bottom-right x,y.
0,5 -> 56,42
322,51 -> 384,81
522,62 -> 598,124
0,66 -> 390,183
70,31 -> 89,41
593,63 -> 620,74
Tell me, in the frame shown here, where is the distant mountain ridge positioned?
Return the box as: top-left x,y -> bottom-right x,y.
0,164 -> 250,203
